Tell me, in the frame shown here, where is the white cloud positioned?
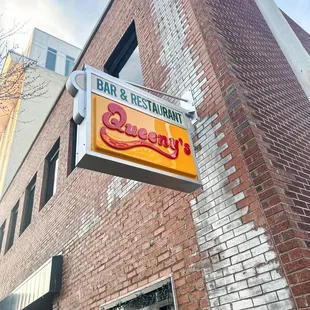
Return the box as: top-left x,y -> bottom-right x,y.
0,0 -> 108,54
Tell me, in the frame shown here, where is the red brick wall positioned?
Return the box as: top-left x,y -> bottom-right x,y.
191,0 -> 310,307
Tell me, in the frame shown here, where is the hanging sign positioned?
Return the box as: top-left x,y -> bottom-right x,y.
66,65 -> 201,192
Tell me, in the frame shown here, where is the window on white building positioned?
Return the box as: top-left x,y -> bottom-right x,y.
65,55 -> 75,76
46,47 -> 57,71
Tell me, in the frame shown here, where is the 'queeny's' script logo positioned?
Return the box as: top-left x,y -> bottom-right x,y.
100,103 -> 191,159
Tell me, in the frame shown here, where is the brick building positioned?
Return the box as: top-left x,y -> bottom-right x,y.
0,0 -> 310,309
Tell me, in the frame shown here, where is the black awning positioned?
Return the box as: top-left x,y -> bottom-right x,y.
0,256 -> 62,310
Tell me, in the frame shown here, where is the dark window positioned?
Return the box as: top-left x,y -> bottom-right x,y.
46,47 -> 57,71
67,119 -> 77,175
65,55 -> 75,76
0,222 -> 5,253
20,175 -> 36,234
6,202 -> 19,252
105,22 -> 143,85
107,282 -> 175,310
44,140 -> 59,204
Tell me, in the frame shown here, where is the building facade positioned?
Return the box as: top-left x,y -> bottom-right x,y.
25,28 -> 81,77
0,29 -> 81,196
0,0 -> 310,309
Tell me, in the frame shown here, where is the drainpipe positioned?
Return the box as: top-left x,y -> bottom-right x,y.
255,0 -> 310,102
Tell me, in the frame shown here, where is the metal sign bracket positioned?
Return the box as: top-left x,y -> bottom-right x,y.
66,70 -> 199,129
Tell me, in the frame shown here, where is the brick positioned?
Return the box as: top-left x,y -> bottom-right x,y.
232,299 -> 253,309
208,287 -> 227,299
277,289 -> 291,300
220,292 -> 240,304
264,251 -> 277,262
218,204 -> 238,219
219,246 -> 238,260
238,237 -> 260,253
210,243 -> 228,257
261,279 -> 288,293
235,268 -> 256,282
243,254 -> 266,269
266,300 -> 293,310
246,228 -> 265,240
227,280 -> 247,293
205,270 -> 223,282
229,207 -> 248,222
249,273 -> 273,289
215,275 -> 235,288
257,261 -> 279,275
223,219 -> 242,235
213,258 -> 231,271
239,285 -> 262,298
223,263 -> 243,277
291,282 -> 310,296
231,250 -> 252,265
270,270 -> 282,281
226,234 -> 247,248
251,243 -> 270,257
213,304 -> 231,310
210,297 -> 220,307
253,292 -> 278,306
212,216 -> 230,230
233,222 -> 255,237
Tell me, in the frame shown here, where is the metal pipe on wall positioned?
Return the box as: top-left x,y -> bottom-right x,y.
255,0 -> 310,102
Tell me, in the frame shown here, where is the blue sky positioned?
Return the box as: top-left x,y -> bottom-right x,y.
275,0 -> 310,33
0,0 -> 309,53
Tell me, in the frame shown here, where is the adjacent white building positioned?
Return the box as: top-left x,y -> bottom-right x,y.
25,28 -> 81,76
0,28 -> 81,197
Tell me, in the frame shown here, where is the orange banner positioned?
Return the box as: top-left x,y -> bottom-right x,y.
91,94 -> 198,180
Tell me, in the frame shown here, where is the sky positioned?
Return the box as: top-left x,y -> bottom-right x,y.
0,0 -> 309,55
0,0 -> 109,52
275,0 -> 310,33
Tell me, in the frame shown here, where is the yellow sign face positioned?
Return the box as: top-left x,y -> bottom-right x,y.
91,93 -> 198,180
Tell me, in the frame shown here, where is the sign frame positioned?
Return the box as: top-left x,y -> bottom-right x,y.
67,65 -> 202,192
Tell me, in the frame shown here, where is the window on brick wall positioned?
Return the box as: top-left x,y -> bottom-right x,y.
67,119 -> 77,175
20,175 -> 36,234
105,22 -> 143,85
102,278 -> 175,310
0,221 -> 5,254
43,140 -> 60,205
5,201 -> 19,252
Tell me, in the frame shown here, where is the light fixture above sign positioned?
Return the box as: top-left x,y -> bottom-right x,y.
66,65 -> 201,192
